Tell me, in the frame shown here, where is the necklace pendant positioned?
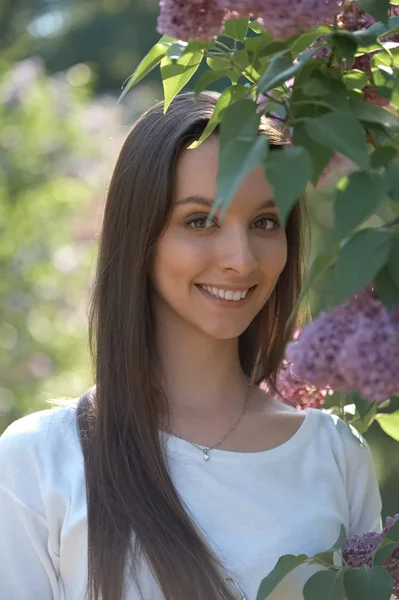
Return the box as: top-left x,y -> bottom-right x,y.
203,449 -> 210,461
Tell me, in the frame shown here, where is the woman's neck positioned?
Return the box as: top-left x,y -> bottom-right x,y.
155,305 -> 249,421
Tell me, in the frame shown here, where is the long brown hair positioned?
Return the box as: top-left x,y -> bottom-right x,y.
77,91 -> 309,600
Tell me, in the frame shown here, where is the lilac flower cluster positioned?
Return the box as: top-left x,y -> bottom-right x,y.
260,329 -> 333,410
157,0 -> 342,42
342,514 -> 399,598
157,0 -> 226,42
285,287 -> 399,403
273,360 -> 331,409
257,0 -> 341,40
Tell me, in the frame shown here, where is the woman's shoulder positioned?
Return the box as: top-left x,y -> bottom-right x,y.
259,390 -> 369,455
0,403 -> 85,544
0,403 -> 80,469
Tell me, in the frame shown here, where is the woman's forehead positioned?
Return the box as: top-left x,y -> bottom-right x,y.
175,136 -> 274,207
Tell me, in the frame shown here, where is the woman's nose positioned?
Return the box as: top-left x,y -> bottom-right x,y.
216,226 -> 257,277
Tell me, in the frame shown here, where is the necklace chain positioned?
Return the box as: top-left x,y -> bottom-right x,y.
163,381 -> 252,462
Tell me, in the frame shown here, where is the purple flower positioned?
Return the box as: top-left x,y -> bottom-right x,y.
286,302 -> 358,390
343,515 -> 399,599
266,360 -> 331,409
286,287 -> 399,403
157,0 -> 226,41
259,0 -> 341,39
217,0 -> 264,16
337,311 -> 399,403
342,531 -> 383,568
157,0 -> 343,42
384,515 -> 399,535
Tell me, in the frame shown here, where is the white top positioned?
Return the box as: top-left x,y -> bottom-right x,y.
0,404 -> 383,600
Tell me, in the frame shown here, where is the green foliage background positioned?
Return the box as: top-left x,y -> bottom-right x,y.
1,0 -> 398,524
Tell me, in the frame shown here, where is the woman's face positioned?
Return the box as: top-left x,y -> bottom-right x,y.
151,135 -> 288,340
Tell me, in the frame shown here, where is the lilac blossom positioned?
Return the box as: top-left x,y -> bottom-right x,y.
342,514 -> 399,599
258,0 -> 341,39
157,0 -> 226,41
157,0 -> 342,42
286,287 -> 399,403
270,360 -> 331,409
342,531 -> 383,568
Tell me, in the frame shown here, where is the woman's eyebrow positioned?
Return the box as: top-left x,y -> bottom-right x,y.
175,195 -> 276,210
175,195 -> 213,207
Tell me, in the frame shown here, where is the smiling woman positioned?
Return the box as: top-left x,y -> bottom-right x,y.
0,91 -> 383,600
152,133 -> 288,341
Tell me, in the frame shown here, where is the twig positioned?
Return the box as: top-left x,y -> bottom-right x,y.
265,113 -> 286,123
367,131 -> 382,148
215,40 -> 233,53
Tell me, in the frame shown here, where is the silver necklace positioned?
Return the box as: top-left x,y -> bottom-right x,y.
163,381 -> 252,462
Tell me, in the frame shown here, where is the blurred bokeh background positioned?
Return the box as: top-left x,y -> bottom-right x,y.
1,0 -> 398,520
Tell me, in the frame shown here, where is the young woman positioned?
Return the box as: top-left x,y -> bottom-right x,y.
0,91 -> 382,600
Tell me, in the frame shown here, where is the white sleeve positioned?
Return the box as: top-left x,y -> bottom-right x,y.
341,422 -> 383,537
0,419 -> 59,600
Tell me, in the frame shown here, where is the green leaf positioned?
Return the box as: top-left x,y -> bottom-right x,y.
293,123 -> 333,186
213,99 -> 268,218
189,84 -> 249,148
386,162 -> 399,201
258,50 -> 303,94
256,554 -> 309,600
350,97 -> 399,134
375,265 -> 399,308
234,48 -> 251,72
185,39 -> 216,53
290,31 -> 322,57
206,56 -> 231,71
194,69 -> 235,96
347,422 -> 366,446
348,393 -> 377,433
343,70 -> 369,92
334,228 -> 393,304
384,518 -> 399,542
166,41 -> 188,60
304,112 -> 370,171
330,32 -> 358,68
334,171 -> 386,242
388,236 -> 399,287
223,17 -> 249,41
312,551 -> 336,568
265,146 -> 312,226
257,39 -> 289,59
161,51 -> 203,112
373,537 -> 399,566
356,0 -> 391,25
118,42 -> 168,102
371,48 -> 399,108
248,19 -> 263,34
353,21 -> 387,46
349,392 -> 375,420
303,569 -> 346,600
386,14 -> 399,36
285,252 -> 335,330
370,145 -> 397,168
330,525 -> 347,551
344,565 -> 393,600
300,71 -> 352,114
376,410 -> 399,441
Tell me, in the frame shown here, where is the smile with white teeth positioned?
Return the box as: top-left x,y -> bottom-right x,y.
199,285 -> 250,302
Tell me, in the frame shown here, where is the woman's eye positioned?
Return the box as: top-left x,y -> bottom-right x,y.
186,216 -> 214,229
252,216 -> 279,230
